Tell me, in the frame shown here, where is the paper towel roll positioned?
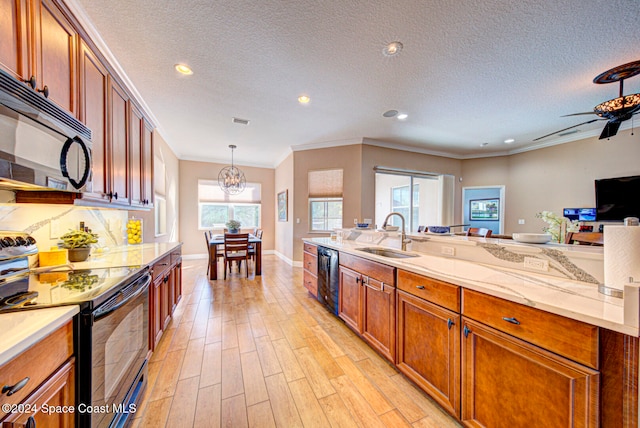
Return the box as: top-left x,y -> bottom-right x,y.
604,226 -> 640,292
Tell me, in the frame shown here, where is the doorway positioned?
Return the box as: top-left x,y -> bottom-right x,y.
462,186 -> 505,235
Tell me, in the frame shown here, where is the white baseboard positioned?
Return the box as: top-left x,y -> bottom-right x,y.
183,253 -> 207,260
273,250 -> 303,267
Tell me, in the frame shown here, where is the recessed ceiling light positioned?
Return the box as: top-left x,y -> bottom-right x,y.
383,110 -> 398,118
504,138 -> 515,144
174,63 -> 193,75
383,41 -> 403,57
397,113 -> 408,120
298,95 -> 311,104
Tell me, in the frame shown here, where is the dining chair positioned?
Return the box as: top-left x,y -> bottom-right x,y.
466,227 -> 493,238
564,232 -> 603,246
223,233 -> 250,278
204,230 -> 223,276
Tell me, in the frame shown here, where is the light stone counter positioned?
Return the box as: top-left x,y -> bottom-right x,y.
0,305 -> 78,365
65,242 -> 182,270
306,236 -> 640,336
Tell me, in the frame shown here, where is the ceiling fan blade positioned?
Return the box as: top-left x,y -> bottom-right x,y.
533,119 -> 600,141
561,112 -> 598,117
599,121 -> 622,139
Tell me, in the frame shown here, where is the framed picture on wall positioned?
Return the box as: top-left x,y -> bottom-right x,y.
277,190 -> 288,222
470,198 -> 499,221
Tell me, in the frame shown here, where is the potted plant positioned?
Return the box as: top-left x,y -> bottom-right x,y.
225,219 -> 241,234
60,229 -> 99,262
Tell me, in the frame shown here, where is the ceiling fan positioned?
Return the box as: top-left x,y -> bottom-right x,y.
534,60 -> 640,141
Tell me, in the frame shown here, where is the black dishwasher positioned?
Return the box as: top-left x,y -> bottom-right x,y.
317,246 -> 339,315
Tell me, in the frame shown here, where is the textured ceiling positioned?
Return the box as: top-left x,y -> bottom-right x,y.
69,0 -> 640,167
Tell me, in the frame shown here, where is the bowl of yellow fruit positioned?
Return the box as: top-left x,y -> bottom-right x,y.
126,218 -> 143,245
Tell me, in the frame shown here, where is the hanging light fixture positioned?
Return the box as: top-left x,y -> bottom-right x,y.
218,145 -> 246,194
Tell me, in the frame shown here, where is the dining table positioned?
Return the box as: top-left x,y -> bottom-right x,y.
208,234 -> 262,280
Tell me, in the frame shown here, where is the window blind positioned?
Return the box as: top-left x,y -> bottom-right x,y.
308,169 -> 343,198
198,179 -> 261,203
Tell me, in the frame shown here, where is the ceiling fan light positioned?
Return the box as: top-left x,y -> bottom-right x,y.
594,94 -> 640,116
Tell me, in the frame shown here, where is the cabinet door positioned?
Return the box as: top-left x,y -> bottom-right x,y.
171,261 -> 182,311
32,0 -> 77,115
397,290 -> 460,417
142,121 -> 154,207
150,276 -> 163,350
362,277 -> 395,363
108,78 -> 130,205
461,318 -> 599,428
129,103 -> 143,207
0,0 -> 28,81
1,359 -> 75,428
162,274 -> 171,329
338,266 -> 362,333
78,40 -> 109,202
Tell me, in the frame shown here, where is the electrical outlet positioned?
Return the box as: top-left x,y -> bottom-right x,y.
441,246 -> 455,256
518,219 -> 525,225
524,257 -> 549,272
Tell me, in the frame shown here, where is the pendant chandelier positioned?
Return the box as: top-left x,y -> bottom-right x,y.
218,144 -> 246,195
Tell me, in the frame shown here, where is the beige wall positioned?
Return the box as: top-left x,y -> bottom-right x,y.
461,128 -> 640,234
134,131 -> 180,243
179,159 -> 275,256
292,144 -> 363,260
275,152 -> 294,261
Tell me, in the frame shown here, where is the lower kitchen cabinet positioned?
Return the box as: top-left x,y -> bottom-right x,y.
461,317 -> 599,427
0,320 -> 75,428
302,243 -> 318,298
396,289 -> 460,417
150,248 -> 183,351
338,265 -> 362,332
362,276 -> 396,362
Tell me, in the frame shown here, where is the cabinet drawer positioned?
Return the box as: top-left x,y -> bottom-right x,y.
340,252 -> 395,285
303,269 -> 318,297
303,242 -> 318,255
170,248 -> 182,265
397,270 -> 460,312
462,289 -> 599,369
152,254 -> 171,280
303,251 -> 317,274
0,320 -> 73,416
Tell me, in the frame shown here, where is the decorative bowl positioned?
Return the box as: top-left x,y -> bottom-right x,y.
512,233 -> 553,244
356,223 -> 370,229
427,226 -> 450,234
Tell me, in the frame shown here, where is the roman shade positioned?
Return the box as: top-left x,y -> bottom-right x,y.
198,179 -> 261,203
308,169 -> 343,198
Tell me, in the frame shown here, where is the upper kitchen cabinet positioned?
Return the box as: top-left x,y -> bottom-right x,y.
108,77 -> 130,206
0,0 -> 78,115
78,39 -> 109,203
129,102 -> 153,208
0,0 -> 29,81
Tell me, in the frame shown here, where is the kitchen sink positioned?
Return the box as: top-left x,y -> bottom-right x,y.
355,247 -> 420,258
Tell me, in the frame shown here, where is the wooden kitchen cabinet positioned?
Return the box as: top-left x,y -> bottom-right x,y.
396,289 -> 460,417
0,320 -> 74,427
142,121 -> 154,207
107,77 -> 130,206
0,0 -> 29,81
0,0 -> 77,114
461,317 -> 599,427
302,242 -> 318,297
149,249 -> 182,351
338,253 -> 396,362
170,250 -> 182,313
129,103 -> 153,208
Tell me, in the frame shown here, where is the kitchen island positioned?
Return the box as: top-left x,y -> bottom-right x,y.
304,233 -> 638,427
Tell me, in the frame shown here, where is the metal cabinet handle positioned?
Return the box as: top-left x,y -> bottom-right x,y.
24,76 -> 36,89
26,416 -> 36,428
502,317 -> 520,325
355,277 -> 360,284
447,318 -> 454,330
463,325 -> 471,338
416,285 -> 425,290
37,85 -> 49,98
2,377 -> 29,396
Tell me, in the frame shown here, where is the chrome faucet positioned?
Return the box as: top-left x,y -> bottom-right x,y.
382,212 -> 412,251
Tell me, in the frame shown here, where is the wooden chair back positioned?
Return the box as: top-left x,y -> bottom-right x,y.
223,233 -> 250,278
466,227 -> 492,238
255,229 -> 263,239
564,232 -> 603,246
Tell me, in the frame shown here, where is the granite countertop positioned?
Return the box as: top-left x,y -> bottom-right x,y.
69,242 -> 182,270
0,305 -> 79,366
305,236 -> 640,336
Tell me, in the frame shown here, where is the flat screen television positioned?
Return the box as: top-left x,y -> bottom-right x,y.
595,175 -> 640,221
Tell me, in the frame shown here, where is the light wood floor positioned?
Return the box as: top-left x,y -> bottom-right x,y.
131,256 -> 461,428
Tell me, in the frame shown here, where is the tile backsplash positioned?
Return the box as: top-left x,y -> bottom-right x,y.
0,204 -> 128,251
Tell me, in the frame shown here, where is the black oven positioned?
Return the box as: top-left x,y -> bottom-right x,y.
75,270 -> 150,428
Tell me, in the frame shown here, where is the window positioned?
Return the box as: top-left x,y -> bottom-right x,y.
198,180 -> 261,229
390,185 -> 419,227
310,198 -> 343,231
308,169 -> 343,232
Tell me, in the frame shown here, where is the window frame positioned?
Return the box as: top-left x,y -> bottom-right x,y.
198,202 -> 261,230
309,197 -> 343,232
